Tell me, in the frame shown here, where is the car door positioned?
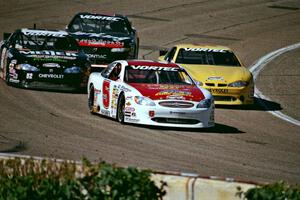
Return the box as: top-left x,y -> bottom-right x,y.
99,62 -> 123,118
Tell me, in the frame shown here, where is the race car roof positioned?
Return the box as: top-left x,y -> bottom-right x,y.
20,28 -> 68,38
127,60 -> 180,68
174,43 -> 233,51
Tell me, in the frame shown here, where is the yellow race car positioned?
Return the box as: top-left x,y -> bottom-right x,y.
159,44 -> 254,105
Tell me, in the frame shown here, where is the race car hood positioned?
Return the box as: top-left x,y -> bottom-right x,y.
70,32 -> 132,48
179,64 -> 252,84
128,83 -> 205,101
14,49 -> 87,68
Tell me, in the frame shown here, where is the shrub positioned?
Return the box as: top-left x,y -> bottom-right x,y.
237,181 -> 300,200
0,158 -> 166,200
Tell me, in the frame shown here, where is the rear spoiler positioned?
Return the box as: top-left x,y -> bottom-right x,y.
90,64 -> 107,73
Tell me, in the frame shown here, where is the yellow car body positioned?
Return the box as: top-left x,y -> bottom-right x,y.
159,44 -> 254,105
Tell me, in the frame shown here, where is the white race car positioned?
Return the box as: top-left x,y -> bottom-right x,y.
87,60 -> 214,128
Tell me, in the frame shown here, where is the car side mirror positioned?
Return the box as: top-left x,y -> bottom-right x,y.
3,32 -> 11,41
195,81 -> 203,86
159,49 -> 168,56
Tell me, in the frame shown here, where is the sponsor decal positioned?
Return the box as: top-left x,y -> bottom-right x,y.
9,65 -> 17,79
94,88 -> 101,93
9,73 -> 18,80
131,65 -> 178,71
155,90 -> 193,97
125,117 -> 139,122
209,88 -> 228,93
9,79 -> 20,83
100,109 -> 110,116
110,86 -> 119,110
167,95 -> 185,100
33,57 -> 68,63
148,85 -> 185,90
94,89 -> 101,103
72,32 -> 130,40
26,73 -> 33,79
20,50 -> 78,58
125,107 -> 135,112
102,80 -> 110,109
120,86 -> 131,92
125,111 -> 132,117
38,74 -> 64,79
78,39 -> 124,48
43,63 -> 61,68
79,15 -> 120,21
86,54 -> 107,59
22,29 -> 67,38
207,76 -> 224,81
183,48 -> 228,53
170,111 -> 186,115
8,52 -> 13,58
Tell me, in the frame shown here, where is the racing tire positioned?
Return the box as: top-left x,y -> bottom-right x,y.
88,85 -> 96,114
116,94 -> 125,123
3,62 -> 11,86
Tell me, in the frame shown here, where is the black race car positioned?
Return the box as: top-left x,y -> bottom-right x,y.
0,28 -> 90,91
66,12 -> 139,69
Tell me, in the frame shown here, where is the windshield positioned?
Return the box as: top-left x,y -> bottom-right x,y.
15,33 -> 79,51
69,15 -> 131,35
176,48 -> 241,66
124,65 -> 194,85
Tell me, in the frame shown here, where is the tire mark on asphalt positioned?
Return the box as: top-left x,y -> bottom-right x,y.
141,9 -> 300,59
185,34 -> 240,41
200,11 -> 300,36
0,134 -> 26,153
127,15 -> 170,22
249,43 -> 300,126
129,0 -> 211,16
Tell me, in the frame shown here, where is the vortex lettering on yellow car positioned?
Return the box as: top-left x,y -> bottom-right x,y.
183,48 -> 227,53
131,65 -> 178,71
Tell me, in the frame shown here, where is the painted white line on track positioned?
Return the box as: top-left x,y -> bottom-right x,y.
249,43 -> 300,127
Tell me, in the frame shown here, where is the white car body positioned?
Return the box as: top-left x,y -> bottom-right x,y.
87,60 -> 214,128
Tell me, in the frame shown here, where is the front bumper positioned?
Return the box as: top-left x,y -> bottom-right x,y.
123,101 -> 215,128
205,84 -> 254,105
8,70 -> 87,91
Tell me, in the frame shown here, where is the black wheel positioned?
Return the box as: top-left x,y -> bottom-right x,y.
4,65 -> 9,84
88,85 -> 96,114
116,94 -> 125,123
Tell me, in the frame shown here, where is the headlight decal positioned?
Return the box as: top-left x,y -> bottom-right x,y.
228,80 -> 248,87
134,96 -> 155,106
196,98 -> 213,108
16,64 -> 39,71
111,48 -> 129,53
64,66 -> 82,74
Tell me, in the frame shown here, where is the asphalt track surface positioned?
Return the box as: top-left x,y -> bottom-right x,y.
0,0 -> 299,184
